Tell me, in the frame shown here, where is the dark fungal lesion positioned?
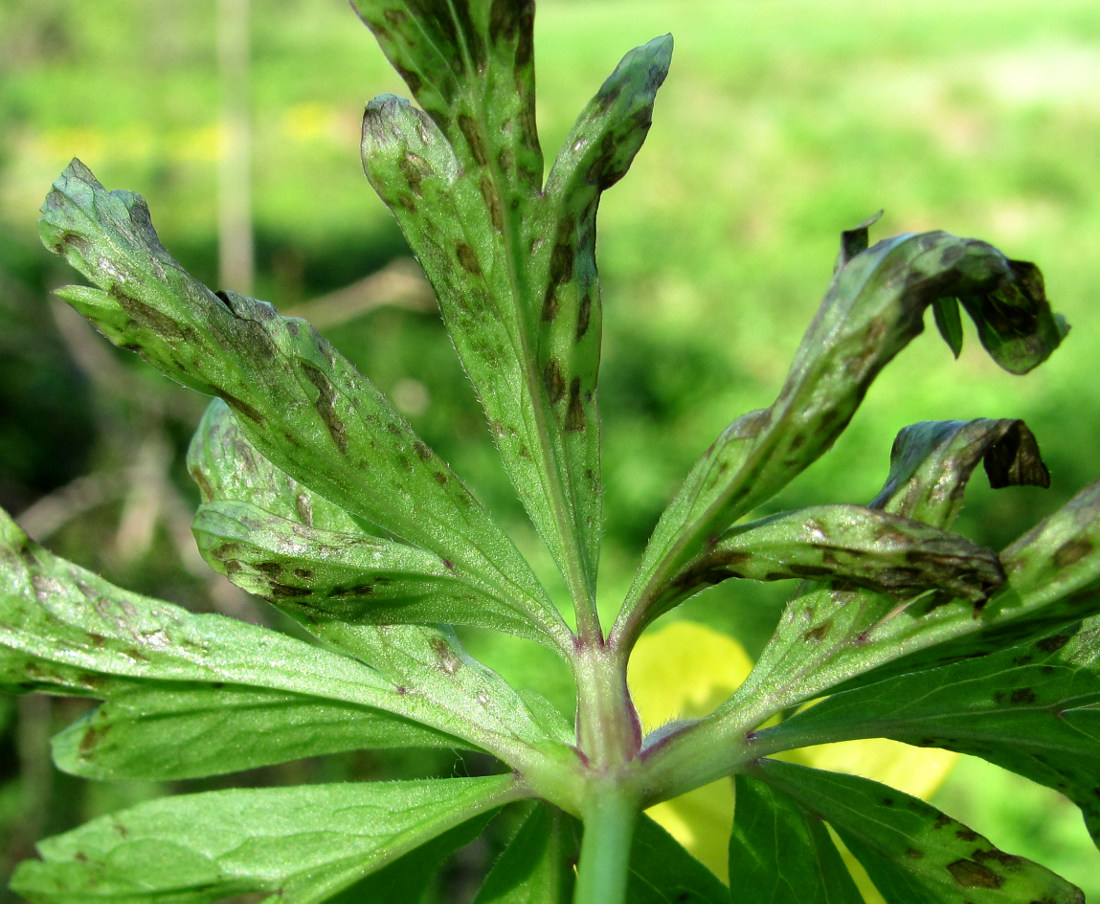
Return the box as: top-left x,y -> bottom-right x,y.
564,378 -> 585,432
543,358 -> 566,403
455,242 -> 482,275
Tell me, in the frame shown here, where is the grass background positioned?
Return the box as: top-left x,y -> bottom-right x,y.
2,0 -> 1099,899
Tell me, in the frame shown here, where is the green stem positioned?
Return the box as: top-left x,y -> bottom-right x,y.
574,786 -> 640,904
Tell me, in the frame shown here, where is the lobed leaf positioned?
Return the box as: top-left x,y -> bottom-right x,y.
617,226 -> 1067,645
190,401 -> 539,636
188,400 -> 575,753
38,160 -> 567,650
647,503 -> 1005,622
728,774 -> 863,903
360,28 -> 671,617
0,507 -> 564,770
11,775 -> 519,904
760,616 -> 1100,847
530,34 -> 673,598
350,0 -> 543,198
751,759 -> 1084,903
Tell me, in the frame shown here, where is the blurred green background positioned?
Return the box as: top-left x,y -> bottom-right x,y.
2,0 -> 1099,899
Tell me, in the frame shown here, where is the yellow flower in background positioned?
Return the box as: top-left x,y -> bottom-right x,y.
628,620 -> 958,894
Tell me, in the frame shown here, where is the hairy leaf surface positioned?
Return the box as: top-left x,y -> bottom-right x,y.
0,508 -> 560,768
38,161 -> 564,648
11,776 -> 518,904
650,503 -> 1004,621
618,225 -> 1067,643
190,400 -> 551,641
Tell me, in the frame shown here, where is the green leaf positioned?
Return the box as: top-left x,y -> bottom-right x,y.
869,418 -> 1050,527
359,26 -> 671,617
627,815 -> 730,904
932,297 -> 964,358
531,33 -> 674,597
729,774 -> 863,903
189,399 -> 552,643
616,227 -> 1067,645
473,804 -> 578,904
758,616 -> 1100,847
38,160 -> 567,651
751,759 -> 1084,904
51,684 -> 457,781
350,0 -> 543,197
11,775 -> 519,904
723,479 -> 1100,728
649,503 -> 1005,622
0,507 -> 562,768
187,401 -> 576,756
0,508 -> 388,704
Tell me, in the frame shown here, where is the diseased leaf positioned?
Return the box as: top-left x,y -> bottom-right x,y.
0,507 -> 563,768
187,400 -> 576,755
752,759 -> 1084,904
11,775 -> 519,904
350,0 -> 543,198
531,34 -> 673,595
958,257 -> 1068,375
359,26 -> 671,614
616,226 -> 1067,645
870,418 -> 1050,525
38,160 -> 566,651
729,774 -> 863,903
650,503 -> 1005,621
0,508 -> 389,704
627,815 -> 730,904
473,804 -> 577,904
759,616 -> 1100,847
51,684 -> 457,781
190,400 -> 551,640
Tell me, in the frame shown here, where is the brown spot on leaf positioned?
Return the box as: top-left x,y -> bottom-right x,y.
431,637 -> 462,676
397,153 -> 427,196
1054,539 -> 1092,568
1037,633 -> 1070,653
456,243 -> 482,275
543,359 -> 566,403
1009,687 -> 1037,704
947,859 -> 1003,889
270,584 -> 312,598
576,292 -> 592,341
301,361 -> 347,454
542,285 -> 559,322
550,239 -> 574,285
433,471 -> 448,485
479,175 -> 504,232
565,378 -> 585,432
458,114 -> 489,168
